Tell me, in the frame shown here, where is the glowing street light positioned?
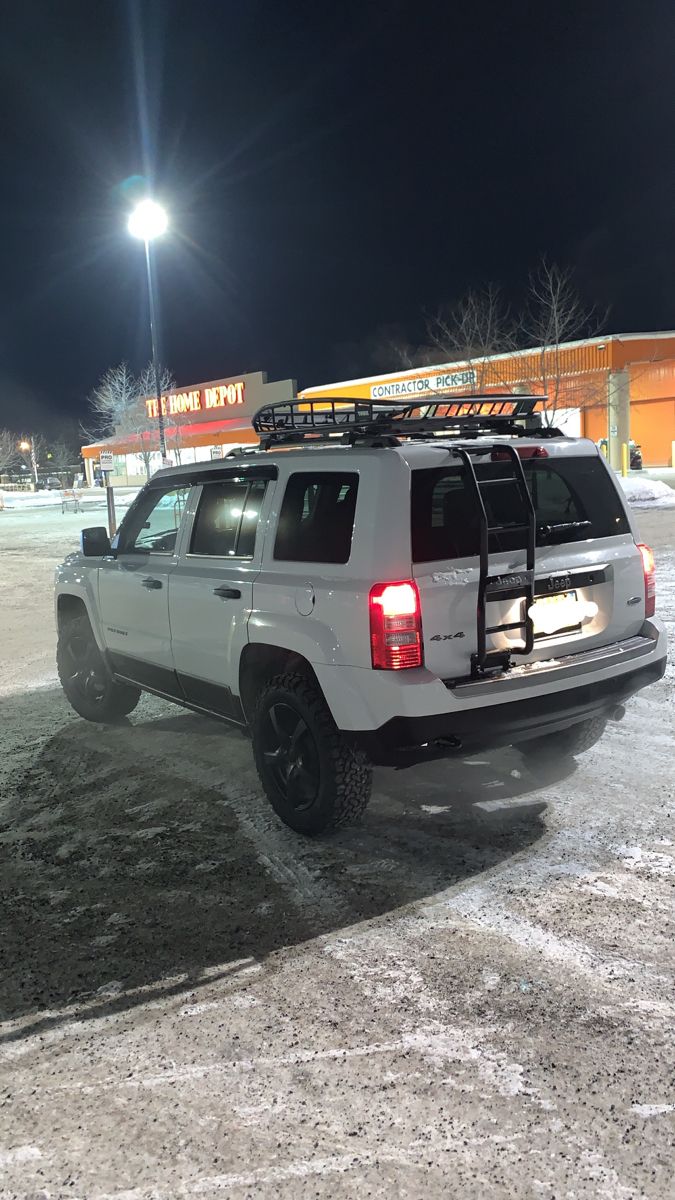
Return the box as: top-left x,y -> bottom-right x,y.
128,199 -> 170,462
127,199 -> 168,242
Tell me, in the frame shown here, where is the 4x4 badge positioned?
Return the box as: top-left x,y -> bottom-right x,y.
430,632 -> 465,641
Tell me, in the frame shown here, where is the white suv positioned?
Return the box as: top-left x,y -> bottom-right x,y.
55,397 -> 666,835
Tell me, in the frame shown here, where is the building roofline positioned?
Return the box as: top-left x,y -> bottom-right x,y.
300,331 -> 675,394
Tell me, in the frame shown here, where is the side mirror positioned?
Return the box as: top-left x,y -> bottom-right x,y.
80,526 -> 112,557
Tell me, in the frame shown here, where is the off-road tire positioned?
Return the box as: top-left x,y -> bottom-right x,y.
518,716 -> 608,761
251,672 -> 373,835
57,613 -> 141,723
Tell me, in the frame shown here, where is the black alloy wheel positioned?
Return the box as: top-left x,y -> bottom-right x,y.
57,614 -> 141,722
251,673 -> 373,835
260,702 -> 321,812
61,623 -> 108,708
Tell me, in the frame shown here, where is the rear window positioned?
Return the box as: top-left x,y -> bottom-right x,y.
274,472 -> 359,563
411,457 -> 630,562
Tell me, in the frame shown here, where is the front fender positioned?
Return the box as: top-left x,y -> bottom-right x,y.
54,556 -> 106,652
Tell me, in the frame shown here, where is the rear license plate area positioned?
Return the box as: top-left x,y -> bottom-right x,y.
530,590 -> 582,638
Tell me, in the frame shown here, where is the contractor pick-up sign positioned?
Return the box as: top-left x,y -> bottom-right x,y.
370,369 -> 476,400
145,380 -> 245,419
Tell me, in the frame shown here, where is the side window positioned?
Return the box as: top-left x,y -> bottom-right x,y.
190,479 -> 266,558
411,467 -> 480,560
274,472 -> 359,564
526,466 -> 580,525
118,486 -> 189,554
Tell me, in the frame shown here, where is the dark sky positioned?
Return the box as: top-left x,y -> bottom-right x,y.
1,0 -> 674,432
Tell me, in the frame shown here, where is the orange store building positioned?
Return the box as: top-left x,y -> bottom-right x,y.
82,333 -> 675,481
301,332 -> 675,468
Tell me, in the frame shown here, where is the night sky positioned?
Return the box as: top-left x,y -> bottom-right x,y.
1,0 -> 674,433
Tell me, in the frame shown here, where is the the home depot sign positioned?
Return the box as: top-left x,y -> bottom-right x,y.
145,380 -> 245,419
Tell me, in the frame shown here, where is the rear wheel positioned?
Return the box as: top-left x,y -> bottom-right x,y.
518,716 -> 607,761
251,672 -> 373,835
57,613 -> 141,723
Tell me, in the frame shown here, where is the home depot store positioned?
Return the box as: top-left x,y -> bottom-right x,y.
82,370 -> 296,485
301,332 -> 675,468
82,333 -> 675,479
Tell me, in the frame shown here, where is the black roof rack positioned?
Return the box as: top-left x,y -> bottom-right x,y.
251,394 -> 559,449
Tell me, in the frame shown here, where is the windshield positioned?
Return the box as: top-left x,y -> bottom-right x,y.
411,456 -> 630,562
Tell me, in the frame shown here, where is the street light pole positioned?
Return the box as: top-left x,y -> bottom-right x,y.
143,238 -> 166,461
128,198 -> 169,467
19,439 -> 38,486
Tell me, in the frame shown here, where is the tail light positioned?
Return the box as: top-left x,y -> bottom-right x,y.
369,580 -> 423,670
637,543 -> 656,617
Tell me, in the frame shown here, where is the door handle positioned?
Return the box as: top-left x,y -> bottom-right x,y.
141,577 -> 163,590
213,585 -> 241,600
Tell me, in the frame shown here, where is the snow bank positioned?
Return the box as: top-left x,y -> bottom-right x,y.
0,490 -> 67,508
0,488 -> 140,511
618,476 -> 675,508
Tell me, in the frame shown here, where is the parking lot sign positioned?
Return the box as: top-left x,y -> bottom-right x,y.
99,450 -> 114,471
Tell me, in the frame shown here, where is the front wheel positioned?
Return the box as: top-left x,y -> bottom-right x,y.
251,673 -> 373,835
518,716 -> 608,761
57,613 -> 141,723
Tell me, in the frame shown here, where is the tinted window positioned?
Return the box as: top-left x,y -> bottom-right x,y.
119,486 -> 189,554
191,479 -> 266,558
411,457 -> 629,562
274,472 -> 359,563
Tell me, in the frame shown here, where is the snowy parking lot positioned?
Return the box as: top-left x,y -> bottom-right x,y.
0,504 -> 673,1198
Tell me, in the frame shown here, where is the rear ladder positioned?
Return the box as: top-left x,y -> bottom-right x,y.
453,446 -> 536,678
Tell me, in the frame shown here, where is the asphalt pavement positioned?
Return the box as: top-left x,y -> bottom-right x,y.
0,507 -> 673,1199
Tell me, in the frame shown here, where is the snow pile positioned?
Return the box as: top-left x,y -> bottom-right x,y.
0,488 -> 140,511
618,476 -> 675,508
0,491 -> 66,509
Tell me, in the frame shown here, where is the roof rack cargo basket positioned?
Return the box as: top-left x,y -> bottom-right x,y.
252,394 -> 555,449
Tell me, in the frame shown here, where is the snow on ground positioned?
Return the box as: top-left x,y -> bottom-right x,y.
618,474 -> 675,507
0,486 -> 140,510
0,507 -> 673,1198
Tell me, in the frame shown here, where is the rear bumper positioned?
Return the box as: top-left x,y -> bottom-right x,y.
345,653 -> 667,767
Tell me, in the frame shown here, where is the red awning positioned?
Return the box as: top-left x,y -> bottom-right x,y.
82,416 -> 257,458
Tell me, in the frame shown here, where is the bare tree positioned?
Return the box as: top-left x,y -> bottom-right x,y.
0,429 -> 19,475
49,440 -> 77,475
86,363 -> 138,438
355,262 -> 607,426
520,261 -> 606,426
425,284 -> 517,389
419,266 -> 606,423
136,363 -> 178,466
86,362 -> 175,478
365,329 -> 438,373
359,288 -> 516,389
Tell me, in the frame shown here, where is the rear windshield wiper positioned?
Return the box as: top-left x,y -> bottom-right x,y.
537,520 -> 592,543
